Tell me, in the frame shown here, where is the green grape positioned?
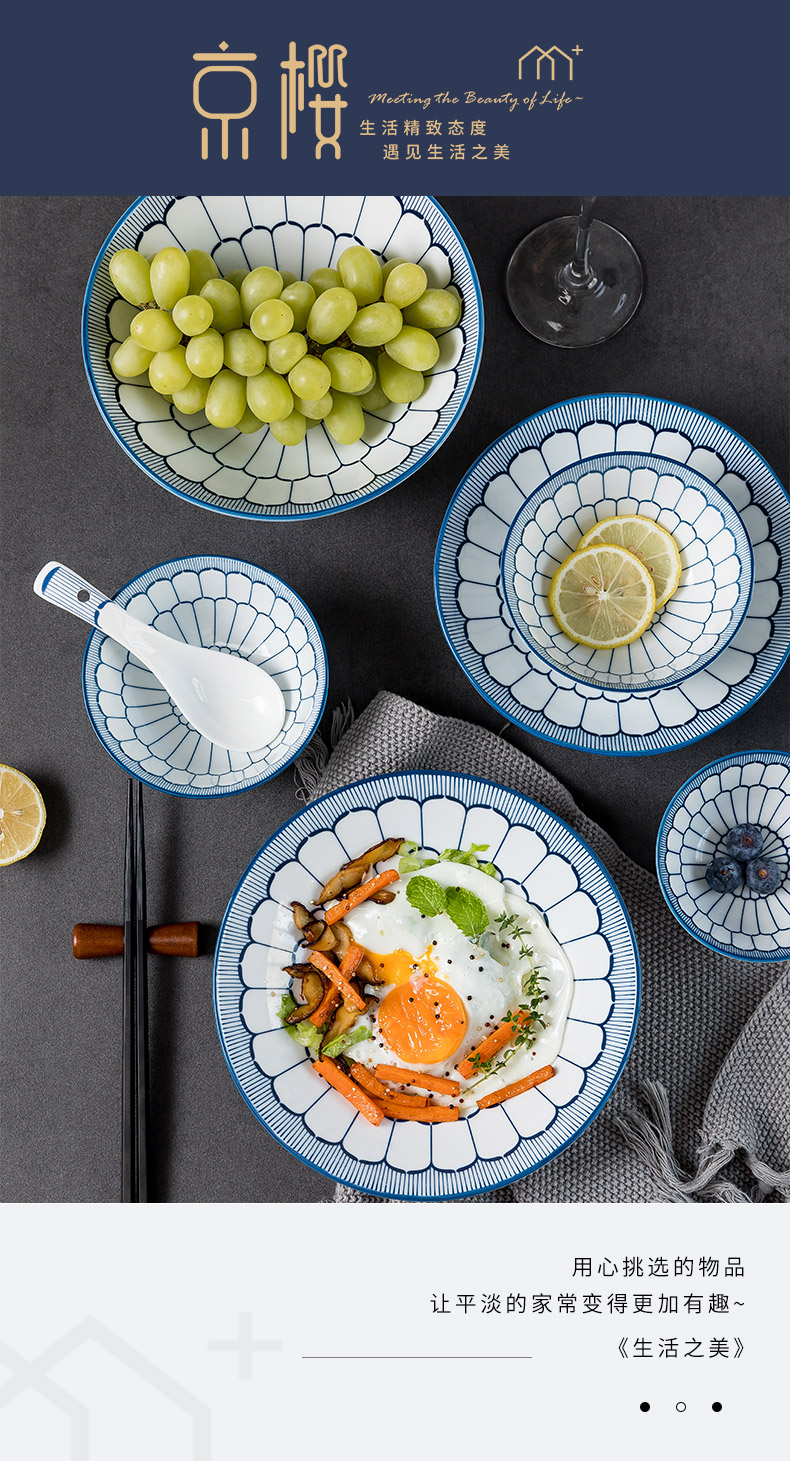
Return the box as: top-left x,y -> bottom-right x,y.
267,332 -> 308,374
241,267 -> 284,323
380,257 -> 407,285
109,249 -> 154,307
288,355 -> 332,401
357,380 -> 390,413
110,336 -> 154,379
172,376 -> 210,414
185,328 -> 225,378
187,249 -> 220,294
199,279 -> 243,334
223,328 -> 267,376
236,406 -> 266,434
246,369 -> 294,423
346,302 -> 403,347
224,268 -> 249,292
378,353 -> 425,403
385,325 -> 440,372
403,288 -> 462,331
324,392 -> 365,445
293,391 -> 333,421
383,262 -> 428,309
337,245 -> 382,306
130,308 -> 182,353
205,369 -> 247,427
306,287 -> 358,344
270,410 -> 307,446
279,281 -> 315,333
250,298 -> 294,341
303,414 -> 323,430
172,294 -> 214,337
278,269 -> 297,287
150,247 -> 191,310
308,267 -> 341,296
321,347 -> 374,395
149,346 -> 192,395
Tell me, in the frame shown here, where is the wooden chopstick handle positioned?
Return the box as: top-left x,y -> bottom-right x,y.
73,922 -> 200,959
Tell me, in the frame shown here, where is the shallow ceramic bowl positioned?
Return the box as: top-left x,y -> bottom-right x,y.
657,751 -> 790,961
213,770 -> 640,1199
82,555 -> 327,798
82,195 -> 483,521
500,452 -> 754,692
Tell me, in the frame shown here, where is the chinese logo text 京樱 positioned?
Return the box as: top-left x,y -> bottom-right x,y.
281,43 -> 348,160
193,42 -> 257,159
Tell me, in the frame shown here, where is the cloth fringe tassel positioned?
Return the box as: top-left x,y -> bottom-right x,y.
294,700 -> 356,803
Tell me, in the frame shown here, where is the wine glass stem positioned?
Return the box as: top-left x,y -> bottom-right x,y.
566,196 -> 597,287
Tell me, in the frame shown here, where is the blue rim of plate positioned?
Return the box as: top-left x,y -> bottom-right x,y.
499,451 -> 755,693
656,749 -> 790,962
81,195 -> 484,522
213,769 -> 641,1200
81,555 -> 328,799
434,393 -> 790,757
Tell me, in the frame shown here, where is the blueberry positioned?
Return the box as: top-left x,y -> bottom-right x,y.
724,823 -> 764,860
744,857 -> 784,895
705,858 -> 743,893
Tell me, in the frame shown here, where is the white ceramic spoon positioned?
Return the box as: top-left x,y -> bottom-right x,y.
34,562 -> 286,752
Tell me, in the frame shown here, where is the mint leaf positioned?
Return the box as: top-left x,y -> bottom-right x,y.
322,1024 -> 370,1059
406,875 -> 448,917
445,885 -> 489,939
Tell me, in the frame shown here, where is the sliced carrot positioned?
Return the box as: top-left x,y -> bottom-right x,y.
308,982 -> 341,1028
374,1065 -> 461,1096
348,1062 -> 387,1098
476,1064 -> 555,1109
312,1056 -> 383,1125
324,869 -> 399,925
375,1099 -> 460,1123
339,942 -> 365,979
382,1089 -> 429,1108
455,1011 -> 533,1080
308,949 -> 366,1011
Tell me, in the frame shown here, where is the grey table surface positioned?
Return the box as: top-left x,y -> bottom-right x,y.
1,196 -> 788,1203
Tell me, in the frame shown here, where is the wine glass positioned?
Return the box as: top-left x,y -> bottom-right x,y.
506,196 -> 643,348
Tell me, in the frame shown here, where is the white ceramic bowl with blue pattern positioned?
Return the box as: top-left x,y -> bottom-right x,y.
500,452 -> 753,692
82,556 -> 327,798
82,196 -> 483,521
657,751 -> 790,961
435,395 -> 790,756
213,771 -> 640,1199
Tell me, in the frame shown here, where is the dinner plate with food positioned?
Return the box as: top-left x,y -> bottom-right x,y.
213,771 -> 640,1198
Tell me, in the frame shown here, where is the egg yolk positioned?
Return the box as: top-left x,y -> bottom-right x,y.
379,975 -> 468,1065
364,946 -> 438,986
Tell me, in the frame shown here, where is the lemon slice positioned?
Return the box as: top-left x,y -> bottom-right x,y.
549,544 -> 657,649
577,515 -> 682,609
0,764 -> 46,866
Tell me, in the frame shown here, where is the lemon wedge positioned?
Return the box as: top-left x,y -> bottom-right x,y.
577,515 -> 682,609
0,764 -> 46,866
548,544 -> 657,649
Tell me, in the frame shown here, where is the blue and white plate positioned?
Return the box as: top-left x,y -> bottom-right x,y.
82,556 -> 327,798
436,395 -> 790,755
83,195 -> 482,521
657,751 -> 790,961
213,771 -> 640,1200
500,452 -> 753,693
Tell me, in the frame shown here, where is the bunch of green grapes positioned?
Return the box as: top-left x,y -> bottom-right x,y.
108,242 -> 462,447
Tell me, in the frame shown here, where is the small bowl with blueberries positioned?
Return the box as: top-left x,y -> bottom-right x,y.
656,751 -> 790,961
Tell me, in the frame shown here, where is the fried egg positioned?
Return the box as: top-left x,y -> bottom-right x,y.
343,860 -> 573,1109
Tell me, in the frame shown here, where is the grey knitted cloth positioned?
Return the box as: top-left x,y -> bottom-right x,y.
298,692 -> 790,1203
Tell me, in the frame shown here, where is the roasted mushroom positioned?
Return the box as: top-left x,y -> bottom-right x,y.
317,837 -> 405,904
291,901 -> 312,932
320,1001 -> 358,1053
283,969 -> 325,1023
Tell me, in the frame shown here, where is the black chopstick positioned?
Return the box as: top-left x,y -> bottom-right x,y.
121,778 -> 149,1202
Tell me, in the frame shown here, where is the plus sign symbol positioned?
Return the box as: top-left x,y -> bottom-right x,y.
208,1313 -> 283,1379
573,46 -> 583,56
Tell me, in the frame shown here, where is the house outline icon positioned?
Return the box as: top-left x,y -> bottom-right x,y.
0,1316 -> 211,1460
518,46 -> 575,82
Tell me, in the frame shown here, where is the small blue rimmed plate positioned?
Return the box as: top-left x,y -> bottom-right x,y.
213,770 -> 640,1200
82,555 -> 327,798
82,195 -> 483,521
500,452 -> 754,693
435,394 -> 790,756
657,751 -> 790,961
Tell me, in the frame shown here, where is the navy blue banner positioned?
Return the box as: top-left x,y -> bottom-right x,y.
2,0 -> 788,194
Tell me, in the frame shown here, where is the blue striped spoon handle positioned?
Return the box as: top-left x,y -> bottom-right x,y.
33,561 -> 111,627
